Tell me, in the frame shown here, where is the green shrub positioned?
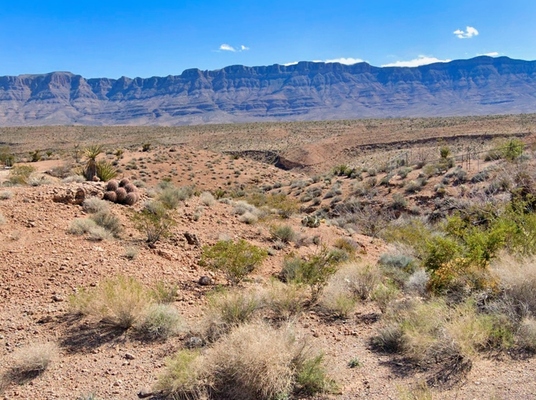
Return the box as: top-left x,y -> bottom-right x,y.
280,248 -> 341,302
201,239 -> 267,285
270,224 -> 296,243
158,184 -> 193,209
154,349 -> 205,399
131,201 -> 176,244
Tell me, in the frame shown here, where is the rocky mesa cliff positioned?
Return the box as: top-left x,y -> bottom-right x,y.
0,56 -> 535,125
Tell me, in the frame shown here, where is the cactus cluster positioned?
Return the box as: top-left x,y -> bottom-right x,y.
103,178 -> 139,206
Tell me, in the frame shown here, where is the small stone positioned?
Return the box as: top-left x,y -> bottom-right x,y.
125,352 -> 135,360
52,295 -> 64,302
185,336 -> 204,349
198,276 -> 212,286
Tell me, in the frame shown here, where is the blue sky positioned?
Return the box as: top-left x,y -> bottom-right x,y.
1,0 -> 534,78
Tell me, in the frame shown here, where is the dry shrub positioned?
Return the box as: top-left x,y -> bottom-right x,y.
70,275 -> 153,329
319,262 -> 383,318
210,323 -> 334,398
262,280 -> 308,320
4,343 -> 58,385
200,191 -> 215,206
136,304 -> 183,341
82,197 -> 109,214
517,317 -> 536,352
492,254 -> 536,316
204,288 -> 263,341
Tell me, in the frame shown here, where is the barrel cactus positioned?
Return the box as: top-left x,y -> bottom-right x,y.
115,187 -> 128,203
103,191 -> 118,202
106,179 -> 119,191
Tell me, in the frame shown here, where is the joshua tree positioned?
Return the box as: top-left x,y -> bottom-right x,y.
84,145 -> 103,181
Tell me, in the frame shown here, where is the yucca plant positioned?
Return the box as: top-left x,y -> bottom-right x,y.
96,160 -> 118,182
84,145 -> 103,181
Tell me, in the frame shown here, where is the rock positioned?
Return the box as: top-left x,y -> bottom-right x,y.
184,232 -> 200,246
198,276 -> 212,286
124,352 -> 135,360
185,336 -> 204,349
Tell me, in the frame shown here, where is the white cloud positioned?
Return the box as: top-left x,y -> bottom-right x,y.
282,57 -> 364,66
218,44 -> 249,53
219,44 -> 236,52
382,55 -> 451,68
324,57 -> 364,65
453,26 -> 479,39
479,51 -> 499,57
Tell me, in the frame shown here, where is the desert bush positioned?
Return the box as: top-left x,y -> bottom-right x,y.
87,225 -> 113,241
200,191 -> 215,206
5,343 -> 58,384
319,275 -> 358,318
150,281 -> 178,304
70,275 -> 153,329
82,197 -> 109,214
8,165 -> 36,185
405,269 -> 430,296
90,210 -> 122,237
262,280 -> 308,320
371,282 -> 400,313
123,246 -> 138,260
517,317 -> 536,352
154,349 -> 206,399
238,211 -> 258,224
0,190 -> 13,200
131,201 -> 176,244
280,248 -> 340,302
204,288 -> 262,341
270,224 -> 296,244
208,323 -> 334,399
158,184 -> 193,209
68,218 -> 98,235
136,304 -> 183,340
246,193 -> 299,218
201,239 -> 267,285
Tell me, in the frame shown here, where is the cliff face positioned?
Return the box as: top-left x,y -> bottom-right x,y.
0,56 -> 535,125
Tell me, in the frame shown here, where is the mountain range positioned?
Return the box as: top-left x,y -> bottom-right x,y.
0,56 -> 535,126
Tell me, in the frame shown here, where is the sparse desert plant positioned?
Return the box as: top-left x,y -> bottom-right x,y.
136,303 -> 183,341
517,317 -> 536,352
90,210 -> 122,237
204,288 -> 262,341
4,343 -> 58,384
405,269 -> 430,296
131,201 -> 176,244
70,275 -> 153,329
68,218 -> 98,235
263,280 -> 308,320
8,165 -> 36,185
238,211 -> 258,224
0,190 -> 13,200
200,191 -> 215,206
280,248 -> 340,302
150,281 -> 178,303
123,246 -> 138,260
87,225 -> 113,241
270,224 -> 296,244
201,239 -> 267,285
82,197 -> 109,214
158,184 -> 193,209
154,349 -> 206,399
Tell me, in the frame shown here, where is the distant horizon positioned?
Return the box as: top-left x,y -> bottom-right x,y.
6,55 -> 534,80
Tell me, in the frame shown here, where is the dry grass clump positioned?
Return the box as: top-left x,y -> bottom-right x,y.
199,191 -> 215,206
82,197 -> 109,214
156,322 -> 335,400
3,343 -> 58,385
319,262 -> 383,318
0,190 -> 13,200
262,280 -> 309,320
492,254 -> 536,316
203,288 -> 263,341
70,276 -> 184,340
70,275 -> 153,329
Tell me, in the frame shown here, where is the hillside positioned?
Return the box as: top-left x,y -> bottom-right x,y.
0,56 -> 536,125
